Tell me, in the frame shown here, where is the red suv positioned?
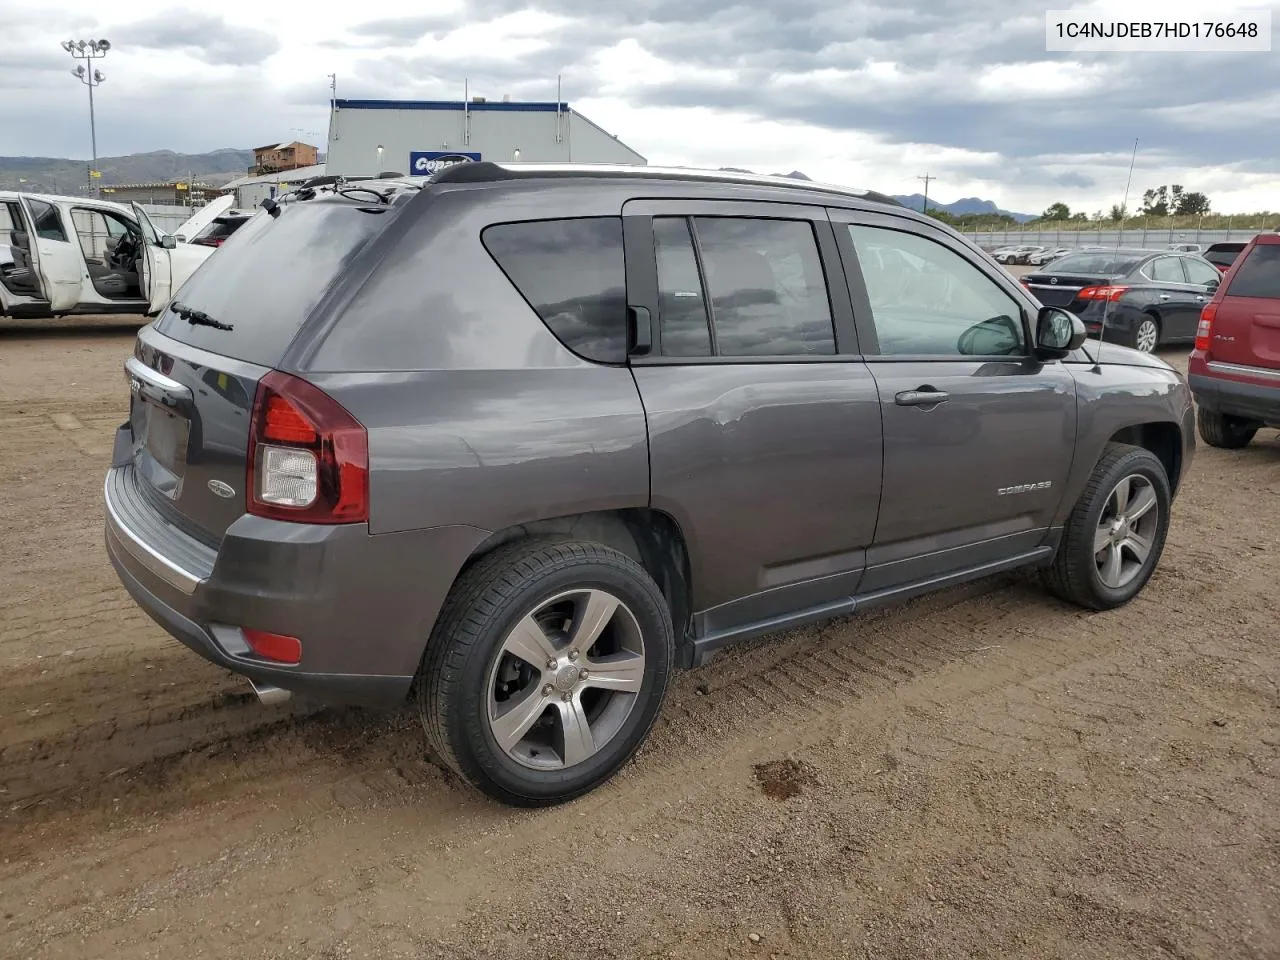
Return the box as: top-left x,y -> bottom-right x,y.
1188,232 -> 1280,448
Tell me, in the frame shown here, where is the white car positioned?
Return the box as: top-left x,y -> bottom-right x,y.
0,192 -> 232,319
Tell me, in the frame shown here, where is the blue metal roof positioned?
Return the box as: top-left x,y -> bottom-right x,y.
332,99 -> 570,113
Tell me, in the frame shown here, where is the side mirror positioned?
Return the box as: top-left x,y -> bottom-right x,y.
1034,306 -> 1087,359
1205,277 -> 1220,292
160,235 -> 177,249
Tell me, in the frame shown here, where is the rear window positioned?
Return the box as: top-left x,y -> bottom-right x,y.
1204,244 -> 1246,268
193,218 -> 246,241
1042,252 -> 1143,275
482,218 -> 627,364
152,200 -> 388,365
1225,244 -> 1280,299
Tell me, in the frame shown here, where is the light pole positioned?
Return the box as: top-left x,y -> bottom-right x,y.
376,144 -> 384,173
62,38 -> 110,197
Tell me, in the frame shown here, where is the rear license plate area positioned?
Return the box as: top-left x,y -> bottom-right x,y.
131,395 -> 190,499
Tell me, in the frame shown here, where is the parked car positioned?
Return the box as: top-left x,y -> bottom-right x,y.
187,210 -> 254,248
1020,248 -> 1223,352
1202,241 -> 1249,274
1187,231 -> 1280,448
994,245 -> 1044,265
105,163 -> 1194,806
1168,243 -> 1202,253
1027,247 -> 1072,266
0,192 -> 231,318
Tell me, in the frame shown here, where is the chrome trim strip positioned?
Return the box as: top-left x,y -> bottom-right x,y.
1207,360 -> 1280,382
103,473 -> 203,596
124,356 -> 191,399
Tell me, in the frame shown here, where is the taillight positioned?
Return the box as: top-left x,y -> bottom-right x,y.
1194,301 -> 1217,353
247,371 -> 369,524
1078,285 -> 1129,302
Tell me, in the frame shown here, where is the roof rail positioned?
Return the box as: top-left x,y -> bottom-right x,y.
429,161 -> 904,207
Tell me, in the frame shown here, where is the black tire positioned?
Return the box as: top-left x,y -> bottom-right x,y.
1043,442 -> 1172,611
1196,407 -> 1258,449
419,537 -> 674,807
1128,313 -> 1161,353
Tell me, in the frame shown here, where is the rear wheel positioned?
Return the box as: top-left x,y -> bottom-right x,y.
1044,443 -> 1171,610
1130,313 -> 1161,353
419,538 -> 674,807
1196,407 -> 1258,449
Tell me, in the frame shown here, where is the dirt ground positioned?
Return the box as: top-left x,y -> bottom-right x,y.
1,316 -> 1277,960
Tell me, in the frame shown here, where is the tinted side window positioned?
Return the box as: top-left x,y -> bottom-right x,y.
1182,257 -> 1221,287
848,224 -> 1025,357
653,217 -> 711,356
693,217 -> 834,356
1226,244 -> 1280,299
1148,257 -> 1186,282
27,200 -> 67,242
482,218 -> 628,364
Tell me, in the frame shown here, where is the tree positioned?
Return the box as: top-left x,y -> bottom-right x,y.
1108,204 -> 1127,222
1141,186 -> 1169,216
1041,202 -> 1071,220
1071,211 -> 1089,221
1175,191 -> 1211,215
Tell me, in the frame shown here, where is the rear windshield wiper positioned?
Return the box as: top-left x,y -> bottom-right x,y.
170,300 -> 233,331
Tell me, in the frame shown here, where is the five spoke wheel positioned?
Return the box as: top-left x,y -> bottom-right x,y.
486,589 -> 646,770
1093,473 -> 1160,590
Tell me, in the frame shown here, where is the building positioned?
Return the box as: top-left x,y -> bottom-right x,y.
99,180 -> 227,206
222,163 -> 326,209
325,98 -> 646,178
251,141 -> 320,175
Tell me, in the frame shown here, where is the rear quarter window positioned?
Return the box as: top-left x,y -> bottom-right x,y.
482,218 -> 627,364
1226,244 -> 1280,299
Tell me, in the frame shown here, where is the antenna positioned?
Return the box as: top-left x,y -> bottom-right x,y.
918,173 -> 935,213
1117,138 -> 1138,248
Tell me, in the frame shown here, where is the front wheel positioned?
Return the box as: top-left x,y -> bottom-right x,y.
419,538 -> 674,807
1196,407 -> 1258,449
1044,443 -> 1172,610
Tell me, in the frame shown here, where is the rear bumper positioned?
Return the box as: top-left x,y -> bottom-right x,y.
104,443 -> 490,708
1189,369 -> 1280,425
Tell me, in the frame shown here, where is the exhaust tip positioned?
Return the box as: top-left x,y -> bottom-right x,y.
249,679 -> 293,705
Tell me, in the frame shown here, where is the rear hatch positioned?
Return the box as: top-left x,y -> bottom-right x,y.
1204,242 -> 1247,272
126,196 -> 394,545
1205,236 -> 1280,369
1021,250 -> 1147,310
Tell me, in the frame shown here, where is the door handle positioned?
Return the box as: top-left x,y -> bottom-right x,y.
1158,294 -> 1171,301
895,388 -> 950,407
1195,295 -> 1205,302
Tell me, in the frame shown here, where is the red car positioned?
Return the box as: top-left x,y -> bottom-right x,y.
1188,231 -> 1280,448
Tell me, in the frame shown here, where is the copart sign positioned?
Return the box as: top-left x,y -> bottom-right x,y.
409,151 -> 482,174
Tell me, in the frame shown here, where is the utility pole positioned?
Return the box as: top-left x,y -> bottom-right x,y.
918,173 -> 935,214
62,38 -> 111,199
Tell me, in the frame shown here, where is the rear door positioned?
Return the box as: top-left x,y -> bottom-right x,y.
831,208 -> 1077,590
623,198 -> 883,634
124,197 -> 392,545
1210,236 -> 1280,369
17,197 -> 83,310
1144,255 -> 1200,340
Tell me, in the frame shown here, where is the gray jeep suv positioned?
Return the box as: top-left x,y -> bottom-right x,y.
105,163 -> 1195,806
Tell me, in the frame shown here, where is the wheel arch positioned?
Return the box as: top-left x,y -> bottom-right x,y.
1107,420 -> 1183,496
457,508 -> 696,665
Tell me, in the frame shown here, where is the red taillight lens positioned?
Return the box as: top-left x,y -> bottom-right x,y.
242,628 -> 302,665
247,371 -> 369,524
1078,285 -> 1129,302
1194,301 -> 1217,353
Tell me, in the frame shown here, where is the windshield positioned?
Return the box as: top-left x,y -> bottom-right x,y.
151,200 -> 391,365
1041,252 -> 1143,276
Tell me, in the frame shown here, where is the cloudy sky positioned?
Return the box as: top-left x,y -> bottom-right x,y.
5,0 -> 1278,214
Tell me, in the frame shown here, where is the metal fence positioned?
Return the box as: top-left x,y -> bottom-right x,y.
138,204 -> 199,234
962,225 -> 1266,249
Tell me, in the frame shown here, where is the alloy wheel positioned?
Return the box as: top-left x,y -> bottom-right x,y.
1135,318 -> 1159,353
485,588 -> 646,770
1094,474 -> 1160,589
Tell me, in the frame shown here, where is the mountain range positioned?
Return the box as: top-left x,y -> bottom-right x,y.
0,152 -> 1033,222
0,149 -> 258,193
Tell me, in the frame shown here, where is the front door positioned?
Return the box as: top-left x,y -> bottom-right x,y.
831,210 -> 1078,592
131,202 -> 174,314
623,199 -> 883,637
18,197 -> 83,311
